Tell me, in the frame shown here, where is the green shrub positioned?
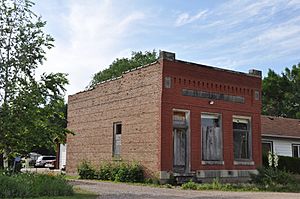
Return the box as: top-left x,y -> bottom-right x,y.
78,161 -> 95,179
181,180 -> 198,190
0,173 -> 73,198
182,178 -> 259,192
81,161 -> 144,183
251,167 -> 297,190
262,154 -> 300,174
252,167 -> 295,186
278,156 -> 300,174
115,162 -> 144,182
95,162 -> 112,180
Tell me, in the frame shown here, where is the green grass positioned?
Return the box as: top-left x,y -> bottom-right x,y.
16,187 -> 97,199
64,175 -> 80,180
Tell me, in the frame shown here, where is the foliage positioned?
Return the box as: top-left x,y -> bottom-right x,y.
88,50 -> 158,88
144,177 -> 160,185
262,63 -> 300,119
114,162 -> 144,182
250,167 -> 297,190
0,173 -> 73,198
181,179 -> 259,192
263,154 -> 300,174
267,151 -> 279,168
77,161 -> 95,179
181,180 -> 198,190
0,0 -> 70,167
78,160 -> 144,183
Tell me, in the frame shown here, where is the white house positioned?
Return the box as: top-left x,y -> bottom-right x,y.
261,115 -> 300,157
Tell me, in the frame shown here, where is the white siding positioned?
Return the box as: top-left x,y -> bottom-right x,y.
59,144 -> 67,169
263,138 -> 300,157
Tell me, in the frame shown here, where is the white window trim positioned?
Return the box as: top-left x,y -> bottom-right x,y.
262,140 -> 273,153
292,144 -> 300,158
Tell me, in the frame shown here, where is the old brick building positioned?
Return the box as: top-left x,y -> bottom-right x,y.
67,51 -> 262,182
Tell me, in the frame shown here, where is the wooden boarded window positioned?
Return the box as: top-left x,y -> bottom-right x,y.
233,118 -> 251,160
201,114 -> 222,161
113,122 -> 122,157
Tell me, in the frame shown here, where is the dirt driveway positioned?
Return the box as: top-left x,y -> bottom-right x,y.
71,180 -> 300,199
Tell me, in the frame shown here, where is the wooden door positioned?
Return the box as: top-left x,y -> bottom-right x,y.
173,128 -> 187,173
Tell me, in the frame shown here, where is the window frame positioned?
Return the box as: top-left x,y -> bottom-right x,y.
262,140 -> 273,154
292,144 -> 300,158
233,116 -> 252,161
112,122 -> 122,157
201,112 -> 223,164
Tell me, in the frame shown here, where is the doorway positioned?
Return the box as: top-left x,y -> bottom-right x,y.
173,110 -> 190,173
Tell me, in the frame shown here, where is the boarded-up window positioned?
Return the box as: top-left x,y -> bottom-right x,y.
113,122 -> 122,157
173,111 -> 186,128
233,118 -> 251,160
201,114 -> 222,161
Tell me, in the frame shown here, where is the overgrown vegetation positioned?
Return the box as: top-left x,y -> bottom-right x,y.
78,161 -> 144,183
182,152 -> 300,193
262,154 -> 300,174
0,172 -> 73,198
181,171 -> 300,192
250,167 -> 299,192
88,50 -> 158,88
182,178 -> 259,192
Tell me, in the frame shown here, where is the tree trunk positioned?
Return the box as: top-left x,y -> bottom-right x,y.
3,151 -> 9,168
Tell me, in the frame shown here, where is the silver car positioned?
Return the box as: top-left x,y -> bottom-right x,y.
35,155 -> 56,168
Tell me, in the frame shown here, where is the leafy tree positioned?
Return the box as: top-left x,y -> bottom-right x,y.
0,0 -> 69,167
262,63 -> 300,119
89,50 -> 158,88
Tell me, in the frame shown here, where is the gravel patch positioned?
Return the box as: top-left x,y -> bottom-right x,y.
70,180 -> 300,199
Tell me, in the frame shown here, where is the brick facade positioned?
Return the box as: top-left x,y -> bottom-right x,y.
67,51 -> 262,181
160,58 -> 262,180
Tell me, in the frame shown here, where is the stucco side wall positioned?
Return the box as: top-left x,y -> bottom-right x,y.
66,62 -> 162,177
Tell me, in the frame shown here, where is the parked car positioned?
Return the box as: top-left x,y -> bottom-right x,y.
28,152 -> 41,167
35,156 -> 56,168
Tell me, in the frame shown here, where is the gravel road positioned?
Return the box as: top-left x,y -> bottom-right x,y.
70,180 -> 300,199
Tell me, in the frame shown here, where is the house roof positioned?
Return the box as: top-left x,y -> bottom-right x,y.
261,115 -> 300,139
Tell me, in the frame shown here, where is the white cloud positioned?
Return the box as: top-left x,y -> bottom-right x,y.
34,0 -> 300,96
35,0 -> 146,96
175,10 -> 207,27
171,0 -> 300,69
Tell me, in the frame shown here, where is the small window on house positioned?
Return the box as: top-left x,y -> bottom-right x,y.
164,77 -> 171,88
255,90 -> 260,100
292,144 -> 300,158
262,141 -> 273,155
113,122 -> 122,157
201,113 -> 222,161
233,117 -> 251,160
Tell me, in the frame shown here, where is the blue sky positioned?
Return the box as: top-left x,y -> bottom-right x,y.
33,0 -> 300,95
